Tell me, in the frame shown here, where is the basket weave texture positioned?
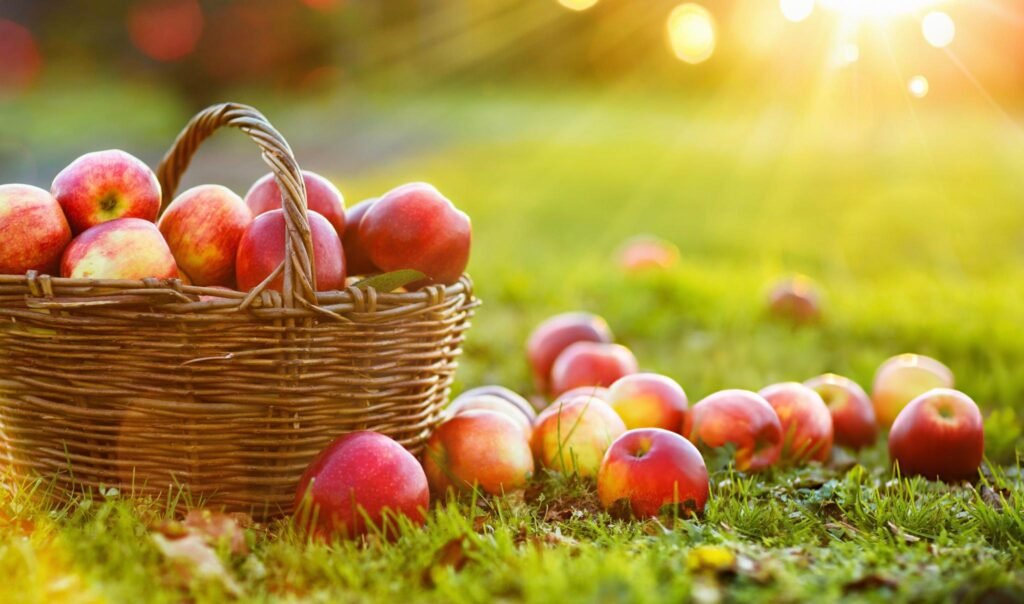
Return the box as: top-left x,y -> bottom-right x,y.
0,103 -> 477,516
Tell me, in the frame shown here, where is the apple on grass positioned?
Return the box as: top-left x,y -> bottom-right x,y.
597,428 -> 709,518
527,312 -> 614,395
0,184 -> 71,275
804,373 -> 877,450
294,431 -> 428,540
445,394 -> 533,439
758,382 -> 833,465
767,275 -> 822,325
683,389 -> 783,473
531,395 -> 626,478
423,410 -> 534,495
158,184 -> 252,287
341,198 -> 379,276
550,341 -> 639,397
451,385 -> 536,424
616,235 -> 680,273
888,388 -> 983,482
51,149 -> 161,234
235,209 -> 346,293
61,218 -> 178,280
556,386 -> 611,403
245,170 -> 346,236
872,353 -> 953,427
607,373 -> 688,432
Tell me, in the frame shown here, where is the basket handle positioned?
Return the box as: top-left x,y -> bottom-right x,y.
156,102 -> 317,308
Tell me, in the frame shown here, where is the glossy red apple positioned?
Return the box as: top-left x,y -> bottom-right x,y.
235,209 -> 345,293
597,428 -> 709,518
445,394 -> 532,439
607,373 -> 688,432
451,385 -> 536,424
767,275 -> 822,325
683,389 -> 782,473
617,235 -> 680,273
61,218 -> 178,280
872,354 -> 954,427
294,431 -> 429,540
526,312 -> 614,395
0,184 -> 72,275
804,373 -> 877,450
531,395 -> 626,477
888,388 -> 983,482
358,183 -> 470,287
423,410 -> 534,495
341,197 -> 378,277
758,382 -> 833,464
550,342 -> 638,397
51,149 -> 161,234
158,184 -> 253,287
244,170 -> 346,236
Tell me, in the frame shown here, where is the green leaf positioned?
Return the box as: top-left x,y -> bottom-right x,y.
352,270 -> 426,293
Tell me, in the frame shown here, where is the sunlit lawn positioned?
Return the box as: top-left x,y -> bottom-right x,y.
2,83 -> 1024,602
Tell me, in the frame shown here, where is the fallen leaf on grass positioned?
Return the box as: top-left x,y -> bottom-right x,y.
153,509 -> 250,556
422,535 -> 478,587
979,485 -> 1011,512
843,573 -> 899,593
886,521 -> 922,543
152,533 -> 243,597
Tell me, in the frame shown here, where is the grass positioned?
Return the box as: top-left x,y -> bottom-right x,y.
3,84 -> 1024,602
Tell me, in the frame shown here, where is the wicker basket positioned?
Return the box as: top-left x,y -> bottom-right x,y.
0,103 -> 477,517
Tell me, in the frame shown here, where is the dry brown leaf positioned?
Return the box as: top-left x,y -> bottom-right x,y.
152,533 -> 243,597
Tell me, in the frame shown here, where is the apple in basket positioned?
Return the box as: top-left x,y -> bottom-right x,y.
245,170 -> 346,236
0,184 -> 72,275
158,185 -> 253,287
51,149 -> 161,234
61,218 -> 178,280
527,312 -> 614,395
423,410 -> 534,495
341,197 -> 379,277
295,431 -> 429,540
235,208 -> 346,292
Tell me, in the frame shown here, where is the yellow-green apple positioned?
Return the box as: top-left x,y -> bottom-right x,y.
358,183 -> 470,287
341,198 -> 378,276
550,342 -> 638,397
888,388 -> 983,482
445,394 -> 532,439
683,390 -> 782,472
244,170 -> 346,235
51,149 -> 161,234
0,184 -> 72,275
872,354 -> 954,427
61,218 -> 178,280
804,373 -> 877,450
530,395 -> 626,477
616,235 -> 680,273
597,428 -> 709,518
758,382 -> 833,464
607,373 -> 688,432
235,209 -> 345,292
556,386 -> 611,403
527,312 -> 614,394
157,185 -> 253,287
294,431 -> 428,540
767,275 -> 822,325
451,385 -> 536,424
423,410 -> 534,495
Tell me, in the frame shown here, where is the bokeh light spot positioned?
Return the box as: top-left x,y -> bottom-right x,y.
0,20 -> 42,92
839,42 -> 859,65
908,75 -> 929,98
667,4 -> 716,65
128,0 -> 204,62
558,0 -> 599,11
780,0 -> 815,23
922,11 -> 955,48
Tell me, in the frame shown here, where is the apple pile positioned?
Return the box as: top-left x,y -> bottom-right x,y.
0,150 -> 471,291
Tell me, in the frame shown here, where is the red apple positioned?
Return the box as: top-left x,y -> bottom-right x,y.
616,235 -> 680,273
235,209 -> 345,293
423,410 -> 534,495
607,373 -> 688,432
597,428 -> 709,518
0,184 -> 72,275
294,431 -> 429,540
451,386 -> 536,424
244,170 -> 346,236
531,395 -> 626,477
61,218 -> 178,280
556,386 -> 611,403
888,388 -> 983,482
445,394 -> 532,440
872,354 -> 954,427
758,382 -> 833,464
550,342 -> 638,397
767,275 -> 822,325
526,312 -> 614,394
341,198 -> 378,277
683,389 -> 782,473
804,373 -> 877,450
51,149 -> 161,234
358,183 -> 470,287
157,184 -> 252,287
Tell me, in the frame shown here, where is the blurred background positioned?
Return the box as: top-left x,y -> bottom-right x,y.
2,1 -> 1024,436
